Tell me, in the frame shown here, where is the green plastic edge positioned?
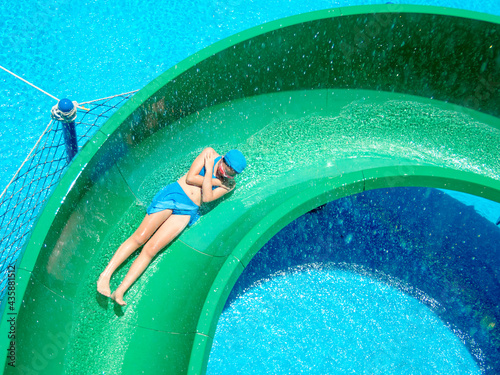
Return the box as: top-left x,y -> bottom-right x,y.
0,4 -> 499,374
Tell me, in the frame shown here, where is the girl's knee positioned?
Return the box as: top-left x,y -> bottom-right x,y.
142,243 -> 161,259
131,232 -> 149,246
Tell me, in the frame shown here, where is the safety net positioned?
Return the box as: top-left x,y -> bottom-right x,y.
0,91 -> 137,301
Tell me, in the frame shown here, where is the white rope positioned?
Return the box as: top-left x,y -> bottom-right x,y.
0,120 -> 55,202
0,65 -> 59,101
0,65 -> 89,111
51,101 -> 78,123
0,72 -> 139,201
78,90 -> 139,105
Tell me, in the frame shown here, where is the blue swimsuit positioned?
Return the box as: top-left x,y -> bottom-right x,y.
147,156 -> 221,226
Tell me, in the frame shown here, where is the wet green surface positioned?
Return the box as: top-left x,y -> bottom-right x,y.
16,89 -> 499,375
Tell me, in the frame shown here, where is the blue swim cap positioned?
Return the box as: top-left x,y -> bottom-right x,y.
224,149 -> 247,174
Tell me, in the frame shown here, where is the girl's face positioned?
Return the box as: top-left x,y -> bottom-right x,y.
218,158 -> 236,179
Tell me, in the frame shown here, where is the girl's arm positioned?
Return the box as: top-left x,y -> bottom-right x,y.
185,148 -> 220,187
202,181 -> 235,202
201,153 -> 235,203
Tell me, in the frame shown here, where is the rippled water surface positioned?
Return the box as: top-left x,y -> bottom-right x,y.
209,265 -> 481,374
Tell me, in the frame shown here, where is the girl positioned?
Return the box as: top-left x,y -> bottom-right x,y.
97,147 -> 247,305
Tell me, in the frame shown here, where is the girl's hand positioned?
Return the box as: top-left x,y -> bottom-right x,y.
212,178 -> 234,191
204,151 -> 214,168
221,178 -> 235,190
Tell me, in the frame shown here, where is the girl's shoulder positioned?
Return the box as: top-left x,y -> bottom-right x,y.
202,147 -> 219,156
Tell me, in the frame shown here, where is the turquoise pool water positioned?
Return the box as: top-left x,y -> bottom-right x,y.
210,267 -> 481,374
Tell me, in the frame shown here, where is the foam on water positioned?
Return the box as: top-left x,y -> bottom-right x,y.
192,95 -> 499,212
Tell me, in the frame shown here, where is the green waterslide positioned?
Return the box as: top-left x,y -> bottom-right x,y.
2,5 -> 499,375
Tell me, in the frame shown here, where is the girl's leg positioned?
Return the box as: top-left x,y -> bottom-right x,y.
97,210 -> 173,297
111,214 -> 191,306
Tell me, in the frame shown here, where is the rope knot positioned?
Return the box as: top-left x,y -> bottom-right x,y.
51,100 -> 78,123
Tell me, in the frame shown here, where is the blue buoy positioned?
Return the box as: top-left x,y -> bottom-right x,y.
58,98 -> 74,112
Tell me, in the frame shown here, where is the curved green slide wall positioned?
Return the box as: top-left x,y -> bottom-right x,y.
2,5 -> 499,375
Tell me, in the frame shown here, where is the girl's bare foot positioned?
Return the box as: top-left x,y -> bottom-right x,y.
97,275 -> 111,297
110,290 -> 127,306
